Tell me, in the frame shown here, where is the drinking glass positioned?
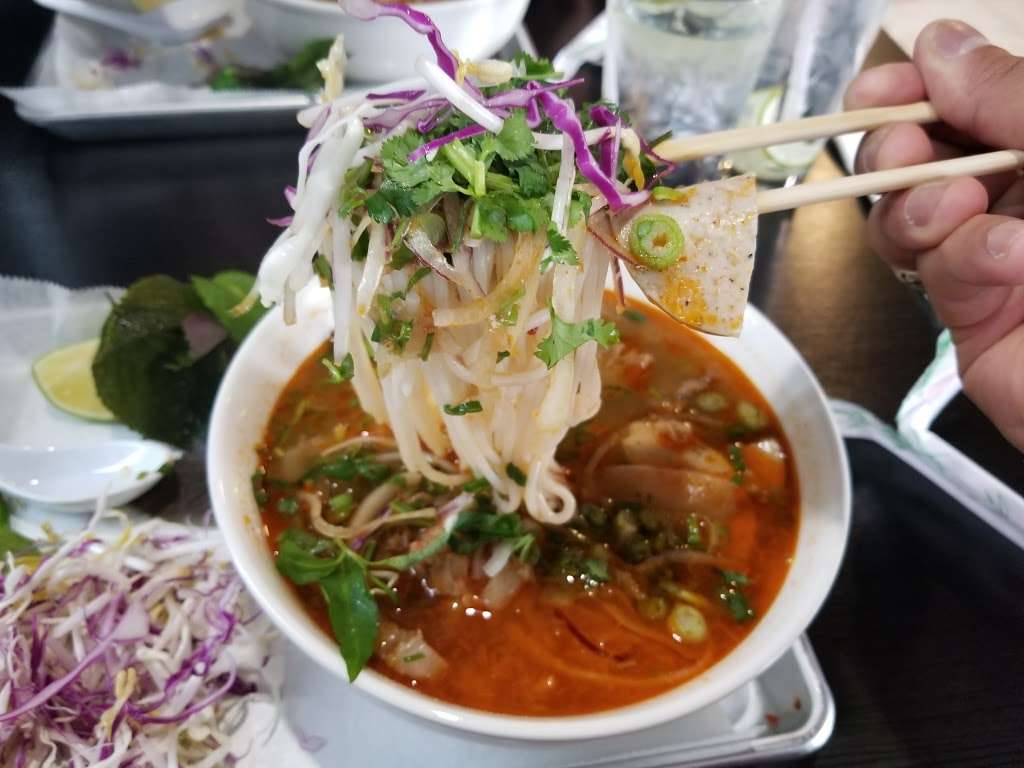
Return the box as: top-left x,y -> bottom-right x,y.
605,0 -> 786,182
727,0 -> 890,185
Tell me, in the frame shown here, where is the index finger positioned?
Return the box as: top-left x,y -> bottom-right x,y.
844,62 -> 926,110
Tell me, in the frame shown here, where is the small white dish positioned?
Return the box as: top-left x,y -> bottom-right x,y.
32,0 -> 233,45
0,439 -> 179,513
207,280 -> 851,742
246,0 -> 531,82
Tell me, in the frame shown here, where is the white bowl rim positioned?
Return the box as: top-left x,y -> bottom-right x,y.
208,286 -> 851,742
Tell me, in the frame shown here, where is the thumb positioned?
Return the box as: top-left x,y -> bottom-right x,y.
914,20 -> 1024,150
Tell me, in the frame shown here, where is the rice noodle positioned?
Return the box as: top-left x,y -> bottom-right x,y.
251,46 -> 637,527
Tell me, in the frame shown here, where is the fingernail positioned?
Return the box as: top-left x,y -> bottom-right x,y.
904,183 -> 947,228
986,221 -> 1024,261
926,20 -> 988,58
857,125 -> 889,173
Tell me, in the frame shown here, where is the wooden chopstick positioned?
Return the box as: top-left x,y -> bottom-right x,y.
654,101 -> 939,162
756,150 -> 1024,214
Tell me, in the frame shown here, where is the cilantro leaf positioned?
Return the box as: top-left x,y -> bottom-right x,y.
483,110 -> 533,163
471,196 -> 509,242
365,179 -> 418,224
512,52 -> 559,79
321,353 -> 354,383
513,162 -> 550,198
540,225 -> 579,272
534,307 -> 620,369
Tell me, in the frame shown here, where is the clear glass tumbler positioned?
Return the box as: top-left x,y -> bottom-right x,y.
727,0 -> 890,185
605,0 -> 786,182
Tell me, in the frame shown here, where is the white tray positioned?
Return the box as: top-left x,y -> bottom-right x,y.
10,19 -> 538,141
282,635 -> 834,768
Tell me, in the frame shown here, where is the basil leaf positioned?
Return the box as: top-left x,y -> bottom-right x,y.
275,528 -> 343,585
320,558 -> 379,681
372,527 -> 451,571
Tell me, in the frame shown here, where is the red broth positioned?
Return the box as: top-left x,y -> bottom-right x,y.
256,296 -> 798,715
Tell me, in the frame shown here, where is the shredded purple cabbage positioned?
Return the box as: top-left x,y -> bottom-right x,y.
365,97 -> 448,132
588,104 -> 621,178
0,520 -> 274,766
537,92 -> 650,211
367,89 -> 426,101
408,124 -> 486,163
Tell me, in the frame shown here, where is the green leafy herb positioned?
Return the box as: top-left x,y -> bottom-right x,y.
512,51 -> 559,79
0,495 -> 35,558
496,350 -> 510,363
321,353 -> 354,383
420,332 -> 434,361
541,225 -> 579,272
351,229 -> 370,262
534,307 -> 620,369
514,163 -> 549,198
443,400 -> 483,416
461,476 -> 491,494
339,160 -> 373,217
480,110 -> 533,164
405,267 -> 432,294
321,558 -> 380,681
718,569 -> 755,622
449,508 -> 535,563
251,470 -> 268,506
329,493 -> 354,515
189,271 -> 268,345
402,652 -> 425,663
92,275 -> 232,448
211,38 -> 333,92
685,515 -> 704,549
495,285 -> 525,326
728,444 -> 746,485
277,497 -> 300,516
365,179 -> 419,224
568,190 -> 593,228
622,308 -> 646,324
313,254 -> 333,286
305,451 -> 390,484
372,527 -> 451,571
275,528 -> 343,585
506,463 -> 527,486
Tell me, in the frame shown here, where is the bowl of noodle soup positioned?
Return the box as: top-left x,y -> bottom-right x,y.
208,0 -> 849,740
208,277 -> 849,740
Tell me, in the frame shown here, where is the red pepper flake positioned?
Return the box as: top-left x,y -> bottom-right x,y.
765,713 -> 780,728
793,696 -> 802,711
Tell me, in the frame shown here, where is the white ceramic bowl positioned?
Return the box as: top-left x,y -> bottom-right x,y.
246,0 -> 531,83
208,282 -> 851,742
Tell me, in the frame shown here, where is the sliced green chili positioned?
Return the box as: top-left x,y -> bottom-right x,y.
628,213 -> 684,270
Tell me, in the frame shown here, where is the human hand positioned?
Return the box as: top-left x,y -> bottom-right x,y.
845,20 -> 1024,450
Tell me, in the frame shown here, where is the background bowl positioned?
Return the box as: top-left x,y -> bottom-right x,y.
208,281 -> 851,741
246,0 -> 531,83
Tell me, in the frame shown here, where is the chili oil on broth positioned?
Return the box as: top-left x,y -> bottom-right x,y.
256,296 -> 799,716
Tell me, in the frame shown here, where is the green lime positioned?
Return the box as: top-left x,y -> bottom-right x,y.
32,338 -> 116,422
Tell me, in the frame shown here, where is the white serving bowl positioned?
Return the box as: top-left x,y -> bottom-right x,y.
208,281 -> 850,742
246,0 -> 531,83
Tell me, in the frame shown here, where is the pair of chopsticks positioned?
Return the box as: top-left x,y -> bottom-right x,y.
652,102 -> 1024,214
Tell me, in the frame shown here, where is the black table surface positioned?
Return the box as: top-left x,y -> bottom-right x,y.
3,4 -> 1024,766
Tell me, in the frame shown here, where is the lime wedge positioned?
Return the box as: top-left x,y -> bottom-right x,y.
32,339 -> 116,423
